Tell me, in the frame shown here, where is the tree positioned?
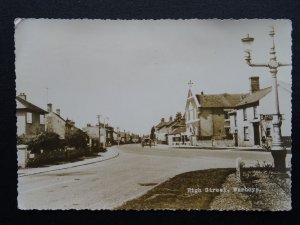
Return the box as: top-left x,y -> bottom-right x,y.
150,126 -> 156,140
65,129 -> 89,148
175,112 -> 182,121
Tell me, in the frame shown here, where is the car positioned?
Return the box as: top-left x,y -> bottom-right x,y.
141,138 -> 152,147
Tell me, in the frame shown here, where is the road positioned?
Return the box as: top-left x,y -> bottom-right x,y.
18,144 -> 291,209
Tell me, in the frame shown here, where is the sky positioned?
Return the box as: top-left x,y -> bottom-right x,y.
15,19 -> 292,135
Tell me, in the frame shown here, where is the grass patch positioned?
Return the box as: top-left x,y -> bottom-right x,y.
117,168 -> 234,210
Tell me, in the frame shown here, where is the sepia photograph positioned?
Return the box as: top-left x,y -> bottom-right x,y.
15,19 -> 292,210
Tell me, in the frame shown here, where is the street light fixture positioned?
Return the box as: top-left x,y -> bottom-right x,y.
241,27 -> 291,173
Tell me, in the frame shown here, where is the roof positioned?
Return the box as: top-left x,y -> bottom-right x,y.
235,87 -> 272,107
48,111 -> 67,122
155,121 -> 167,130
16,96 -> 47,114
171,126 -> 186,135
195,93 -> 247,108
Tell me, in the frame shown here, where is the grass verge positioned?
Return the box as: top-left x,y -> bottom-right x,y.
117,168 -> 234,210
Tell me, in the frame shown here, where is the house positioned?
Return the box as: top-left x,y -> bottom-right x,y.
228,76 -> 291,147
16,93 -> 48,140
45,103 -> 79,139
155,116 -> 177,144
118,131 -> 131,144
105,125 -> 114,146
185,88 -> 246,146
154,112 -> 187,145
167,112 -> 187,146
82,123 -> 107,148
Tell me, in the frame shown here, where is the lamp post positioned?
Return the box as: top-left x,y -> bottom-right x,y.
241,27 -> 291,173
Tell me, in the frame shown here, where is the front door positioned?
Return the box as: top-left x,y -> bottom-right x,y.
253,122 -> 260,145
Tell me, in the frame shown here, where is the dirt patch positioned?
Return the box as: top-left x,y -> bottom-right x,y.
138,183 -> 158,186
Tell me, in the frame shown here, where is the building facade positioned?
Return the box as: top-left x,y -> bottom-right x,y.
17,93 -> 47,140
82,123 -> 107,148
229,76 -> 291,148
184,88 -> 246,146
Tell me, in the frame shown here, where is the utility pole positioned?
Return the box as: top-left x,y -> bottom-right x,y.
103,117 -> 109,148
116,127 -> 120,147
97,115 -> 101,149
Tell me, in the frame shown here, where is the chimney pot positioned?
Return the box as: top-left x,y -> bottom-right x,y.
47,103 -> 52,112
18,93 -> 27,100
250,76 -> 260,93
161,118 -> 165,123
56,109 -> 60,115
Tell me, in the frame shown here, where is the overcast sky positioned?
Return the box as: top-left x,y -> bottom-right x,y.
15,19 -> 292,135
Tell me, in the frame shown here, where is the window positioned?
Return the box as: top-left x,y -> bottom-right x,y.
26,112 -> 32,123
187,110 -> 190,121
243,108 -> 247,121
40,115 -> 45,125
244,127 -> 249,141
266,128 -> 271,137
234,115 -> 237,127
253,106 -> 258,119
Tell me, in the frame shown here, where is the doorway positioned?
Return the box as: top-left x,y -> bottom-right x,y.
253,122 -> 260,145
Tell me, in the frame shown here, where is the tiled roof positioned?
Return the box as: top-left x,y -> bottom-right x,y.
171,126 -> 186,135
235,87 -> 272,107
155,121 -> 167,130
195,93 -> 247,108
16,96 -> 48,114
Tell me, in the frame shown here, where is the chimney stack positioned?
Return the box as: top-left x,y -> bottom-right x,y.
56,109 -> 60,115
18,93 -> 26,100
47,103 -> 52,112
250,76 -> 260,93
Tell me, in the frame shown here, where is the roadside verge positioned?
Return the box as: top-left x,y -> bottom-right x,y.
18,147 -> 119,177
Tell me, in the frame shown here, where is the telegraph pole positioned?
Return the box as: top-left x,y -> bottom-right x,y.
97,115 -> 101,149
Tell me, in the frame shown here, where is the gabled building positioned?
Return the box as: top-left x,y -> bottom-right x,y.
45,103 -> 78,139
185,88 -> 246,145
82,123 -> 107,148
155,116 -> 176,144
16,93 -> 48,140
167,112 -> 187,146
229,76 -> 291,147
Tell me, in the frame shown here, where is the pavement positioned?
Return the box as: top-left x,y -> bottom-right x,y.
155,144 -> 292,153
18,147 -> 119,177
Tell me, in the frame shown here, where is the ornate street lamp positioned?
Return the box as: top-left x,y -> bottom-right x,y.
241,27 -> 291,173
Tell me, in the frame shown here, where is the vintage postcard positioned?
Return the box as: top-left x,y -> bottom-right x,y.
16,19 -> 292,210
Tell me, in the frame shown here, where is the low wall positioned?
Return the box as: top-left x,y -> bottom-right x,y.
181,139 -> 235,147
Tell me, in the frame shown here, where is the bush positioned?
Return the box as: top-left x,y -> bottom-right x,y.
65,129 -> 89,148
27,132 -> 64,154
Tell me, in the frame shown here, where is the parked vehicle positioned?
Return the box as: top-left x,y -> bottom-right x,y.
141,138 -> 152,148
